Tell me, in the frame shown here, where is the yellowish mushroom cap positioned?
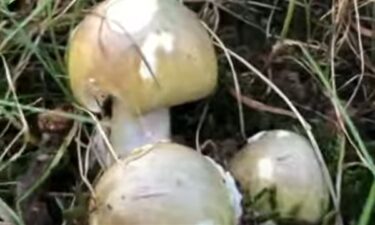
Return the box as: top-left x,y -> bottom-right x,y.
89,142 -> 241,225
229,130 -> 329,223
67,0 -> 217,113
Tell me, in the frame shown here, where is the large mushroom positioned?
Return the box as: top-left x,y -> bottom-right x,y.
89,142 -> 242,225
67,0 -> 217,163
229,130 -> 329,224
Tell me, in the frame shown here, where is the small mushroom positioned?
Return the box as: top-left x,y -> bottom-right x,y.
229,130 -> 329,224
67,0 -> 217,163
89,142 -> 242,225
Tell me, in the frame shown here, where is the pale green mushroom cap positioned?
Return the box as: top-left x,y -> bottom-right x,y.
229,130 -> 329,223
67,0 -> 217,114
90,142 -> 242,225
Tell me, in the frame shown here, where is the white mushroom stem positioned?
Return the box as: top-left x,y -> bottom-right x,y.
109,100 -> 171,159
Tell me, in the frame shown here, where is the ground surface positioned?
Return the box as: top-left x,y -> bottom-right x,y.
0,0 -> 374,225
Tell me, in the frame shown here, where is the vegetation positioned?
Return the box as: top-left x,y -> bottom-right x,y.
0,0 -> 374,224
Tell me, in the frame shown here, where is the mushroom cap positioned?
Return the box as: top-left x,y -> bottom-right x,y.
229,130 -> 329,223
89,142 -> 241,225
67,0 -> 217,113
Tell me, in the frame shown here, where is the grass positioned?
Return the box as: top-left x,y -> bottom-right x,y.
1,0 -> 375,224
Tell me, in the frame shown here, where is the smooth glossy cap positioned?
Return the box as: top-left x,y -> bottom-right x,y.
229,130 -> 329,223
89,142 -> 240,225
67,0 -> 217,113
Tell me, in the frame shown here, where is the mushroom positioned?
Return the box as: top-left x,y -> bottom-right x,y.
67,0 -> 217,163
229,130 -> 329,224
89,142 -> 242,225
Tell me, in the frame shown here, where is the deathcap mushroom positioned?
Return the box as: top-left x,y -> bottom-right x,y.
67,0 -> 217,163
229,130 -> 329,224
89,142 -> 242,225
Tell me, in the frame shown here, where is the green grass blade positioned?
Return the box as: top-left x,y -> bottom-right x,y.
358,180 -> 375,225
0,198 -> 25,225
300,46 -> 375,175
